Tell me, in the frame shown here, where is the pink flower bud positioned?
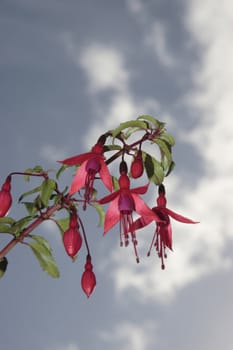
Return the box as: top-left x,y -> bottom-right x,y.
0,176 -> 12,217
63,211 -> 82,258
130,151 -> 144,178
81,255 -> 96,298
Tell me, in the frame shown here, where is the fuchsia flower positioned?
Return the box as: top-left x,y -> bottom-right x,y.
99,164 -> 162,262
0,176 -> 12,217
59,141 -> 113,208
132,184 -> 199,269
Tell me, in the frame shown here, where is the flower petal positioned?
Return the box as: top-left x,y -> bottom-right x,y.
130,183 -> 149,195
160,207 -> 199,224
98,190 -> 119,205
103,197 -> 120,233
69,161 -> 87,195
58,152 -> 96,166
99,160 -> 114,192
132,193 -> 163,223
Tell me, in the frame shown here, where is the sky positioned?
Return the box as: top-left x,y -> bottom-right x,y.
1,0 -> 233,349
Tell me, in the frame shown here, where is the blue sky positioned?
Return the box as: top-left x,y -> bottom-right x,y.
1,1 -> 233,350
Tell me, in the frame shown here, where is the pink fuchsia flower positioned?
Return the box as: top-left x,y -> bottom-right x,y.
59,141 -> 113,209
131,184 -> 199,269
0,176 -> 12,217
81,255 -> 96,298
98,169 -> 163,263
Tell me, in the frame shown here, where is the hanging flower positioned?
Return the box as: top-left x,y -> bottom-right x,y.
63,209 -> 82,258
81,255 -> 96,298
0,176 -> 12,217
59,141 -> 113,209
130,149 -> 144,178
131,184 -> 199,269
99,164 -> 163,263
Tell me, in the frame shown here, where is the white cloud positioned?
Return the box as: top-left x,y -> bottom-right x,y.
39,144 -> 67,163
78,44 -> 129,93
146,21 -> 176,68
99,321 -> 157,350
126,0 -> 144,15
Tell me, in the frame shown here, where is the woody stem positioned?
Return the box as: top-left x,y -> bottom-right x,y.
0,202 -> 62,259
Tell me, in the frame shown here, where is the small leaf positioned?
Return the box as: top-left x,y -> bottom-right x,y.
143,152 -> 164,184
56,164 -> 68,180
0,217 -> 15,225
165,160 -> 176,177
55,217 -> 70,236
153,138 -> 172,171
23,202 -> 38,216
137,115 -> 161,129
0,257 -> 8,278
110,120 -> 148,138
33,165 -> 44,173
12,216 -> 33,237
103,144 -> 122,152
29,237 -> 60,278
92,203 -> 105,227
0,223 -> 15,234
159,132 -> 175,146
41,179 -> 57,207
18,185 -> 42,202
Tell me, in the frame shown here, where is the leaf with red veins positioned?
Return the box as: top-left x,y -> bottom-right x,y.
158,207 -> 199,224
69,161 -> 87,195
99,160 -> 114,192
58,152 -> 94,166
103,196 -> 120,234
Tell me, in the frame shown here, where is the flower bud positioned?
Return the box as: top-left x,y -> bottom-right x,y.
0,176 -> 12,217
81,255 -> 96,298
130,150 -> 144,178
63,211 -> 82,258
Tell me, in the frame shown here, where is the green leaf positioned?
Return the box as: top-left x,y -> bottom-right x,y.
103,144 -> 122,152
159,132 -> 175,146
0,223 -> 15,234
32,165 -> 44,173
41,179 -> 57,207
18,185 -> 42,202
55,217 -> 70,235
0,257 -> 8,278
165,160 -> 176,177
56,164 -> 68,180
143,152 -> 164,185
92,203 -> 105,227
153,138 -> 172,171
137,115 -> 161,128
12,216 -> 33,237
0,217 -> 15,225
23,202 -> 39,216
29,236 -> 60,278
137,115 -> 166,131
111,120 -> 148,138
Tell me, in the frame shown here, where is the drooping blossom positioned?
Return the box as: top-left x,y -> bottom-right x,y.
59,140 -> 113,209
130,149 -> 144,179
131,184 -> 199,269
0,176 -> 12,217
98,162 -> 163,263
63,209 -> 82,258
81,255 -> 96,298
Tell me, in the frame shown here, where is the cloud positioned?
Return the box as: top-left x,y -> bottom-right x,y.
145,21 -> 176,68
78,44 -> 129,94
99,321 -> 157,350
39,144 -> 67,163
